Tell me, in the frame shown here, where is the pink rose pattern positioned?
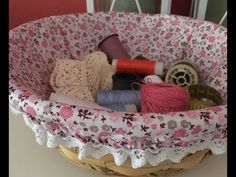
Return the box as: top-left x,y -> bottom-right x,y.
25,106 -> 37,117
173,128 -> 187,138
191,125 -> 203,135
9,12 -> 227,155
60,106 -> 73,120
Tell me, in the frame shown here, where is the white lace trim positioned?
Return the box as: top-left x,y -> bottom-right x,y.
10,106 -> 227,168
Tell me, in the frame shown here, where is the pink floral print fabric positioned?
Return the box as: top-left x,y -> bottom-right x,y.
9,12 -> 227,167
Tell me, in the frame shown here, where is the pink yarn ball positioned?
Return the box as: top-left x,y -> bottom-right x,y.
141,83 -> 190,113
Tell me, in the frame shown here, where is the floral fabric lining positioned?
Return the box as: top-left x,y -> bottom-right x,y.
9,12 -> 227,168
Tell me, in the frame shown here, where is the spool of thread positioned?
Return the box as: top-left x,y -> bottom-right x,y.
112,73 -> 141,90
132,55 -> 149,79
98,34 -> 131,63
49,93 -> 112,111
185,84 -> 223,107
143,75 -> 163,84
171,60 -> 198,69
102,104 -> 137,112
133,55 -> 148,79
96,90 -> 141,108
112,59 -> 164,76
141,83 -> 190,113
134,55 -> 147,60
188,97 -> 216,110
165,61 -> 198,87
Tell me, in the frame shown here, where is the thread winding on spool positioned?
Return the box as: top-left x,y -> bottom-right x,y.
49,93 -> 112,111
165,60 -> 198,87
112,73 -> 141,90
185,84 -> 223,110
102,104 -> 137,112
171,60 -> 198,69
141,83 -> 190,113
112,59 -> 164,76
98,34 -> 131,63
133,55 -> 147,60
188,98 -> 215,110
96,90 -> 141,109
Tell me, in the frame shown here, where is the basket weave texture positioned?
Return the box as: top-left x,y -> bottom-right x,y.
57,146 -> 210,177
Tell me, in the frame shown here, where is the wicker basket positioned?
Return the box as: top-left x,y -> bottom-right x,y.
56,146 -> 210,177
9,12 -> 227,177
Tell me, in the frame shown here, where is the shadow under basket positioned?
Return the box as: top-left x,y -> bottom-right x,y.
56,146 -> 211,177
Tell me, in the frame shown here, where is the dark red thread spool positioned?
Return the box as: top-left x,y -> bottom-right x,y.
98,34 -> 131,63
